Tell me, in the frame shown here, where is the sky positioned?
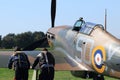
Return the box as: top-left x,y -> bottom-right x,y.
0,0 -> 120,38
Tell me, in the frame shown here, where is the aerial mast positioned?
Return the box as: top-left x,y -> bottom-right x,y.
104,9 -> 107,31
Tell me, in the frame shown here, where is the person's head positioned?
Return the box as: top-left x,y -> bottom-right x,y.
41,48 -> 48,54
42,48 -> 48,52
14,46 -> 21,52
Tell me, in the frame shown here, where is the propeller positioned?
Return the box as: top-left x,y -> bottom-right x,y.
22,37 -> 49,51
51,0 -> 56,28
22,0 -> 56,50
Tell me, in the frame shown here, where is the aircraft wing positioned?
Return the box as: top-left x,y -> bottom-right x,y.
25,50 -> 94,71
23,37 -> 49,51
0,50 -> 93,72
50,50 -> 93,71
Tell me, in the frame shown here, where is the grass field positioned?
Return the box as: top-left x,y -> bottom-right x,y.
0,68 -> 118,80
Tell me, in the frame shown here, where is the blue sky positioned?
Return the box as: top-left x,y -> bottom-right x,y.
0,0 -> 120,38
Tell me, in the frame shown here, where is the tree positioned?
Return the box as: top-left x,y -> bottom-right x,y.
0,35 -> 1,48
15,31 -> 33,48
1,31 -> 46,49
2,33 -> 15,49
33,31 -> 45,42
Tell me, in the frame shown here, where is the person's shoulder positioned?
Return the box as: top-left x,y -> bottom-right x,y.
37,52 -> 43,57
11,53 -> 15,56
47,52 -> 53,55
10,54 -> 15,58
47,52 -> 54,57
15,51 -> 26,56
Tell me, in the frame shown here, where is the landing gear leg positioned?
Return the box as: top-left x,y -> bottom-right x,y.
93,73 -> 104,80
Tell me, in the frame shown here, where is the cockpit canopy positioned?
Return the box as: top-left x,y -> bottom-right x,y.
72,18 -> 104,35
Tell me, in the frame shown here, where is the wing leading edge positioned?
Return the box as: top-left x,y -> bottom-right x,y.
50,50 -> 93,71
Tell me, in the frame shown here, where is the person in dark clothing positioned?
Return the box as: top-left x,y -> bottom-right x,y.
8,46 -> 30,80
32,48 -> 55,80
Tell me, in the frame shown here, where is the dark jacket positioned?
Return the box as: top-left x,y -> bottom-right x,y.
8,52 -> 30,70
32,51 -> 55,69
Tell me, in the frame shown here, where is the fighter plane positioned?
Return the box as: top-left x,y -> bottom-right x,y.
1,0 -> 120,80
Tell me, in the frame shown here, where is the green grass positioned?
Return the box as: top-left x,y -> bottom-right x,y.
0,68 -> 118,80
55,71 -> 118,80
0,68 -> 33,80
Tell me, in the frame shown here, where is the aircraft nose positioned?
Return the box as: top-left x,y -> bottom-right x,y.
105,45 -> 120,71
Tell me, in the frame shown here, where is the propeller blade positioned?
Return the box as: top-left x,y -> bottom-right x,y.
23,0 -> 56,50
22,37 -> 49,51
51,0 -> 56,28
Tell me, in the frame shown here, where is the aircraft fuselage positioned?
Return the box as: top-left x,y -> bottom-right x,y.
47,23 -> 120,79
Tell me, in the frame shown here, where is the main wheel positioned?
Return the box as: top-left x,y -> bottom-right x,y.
93,73 -> 104,80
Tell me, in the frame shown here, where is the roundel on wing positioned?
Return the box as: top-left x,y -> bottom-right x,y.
92,46 -> 106,73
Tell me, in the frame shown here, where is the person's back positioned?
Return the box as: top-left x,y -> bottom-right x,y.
14,52 -> 30,69
32,48 -> 55,80
8,47 -> 30,80
45,52 -> 55,66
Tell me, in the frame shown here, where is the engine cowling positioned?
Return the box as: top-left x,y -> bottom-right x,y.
71,71 -> 94,79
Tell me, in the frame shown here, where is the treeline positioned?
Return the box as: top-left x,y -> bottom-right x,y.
0,31 -> 45,49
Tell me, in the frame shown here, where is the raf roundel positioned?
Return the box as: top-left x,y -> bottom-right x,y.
92,46 -> 106,73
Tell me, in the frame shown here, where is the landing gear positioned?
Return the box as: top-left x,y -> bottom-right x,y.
93,73 -> 104,80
